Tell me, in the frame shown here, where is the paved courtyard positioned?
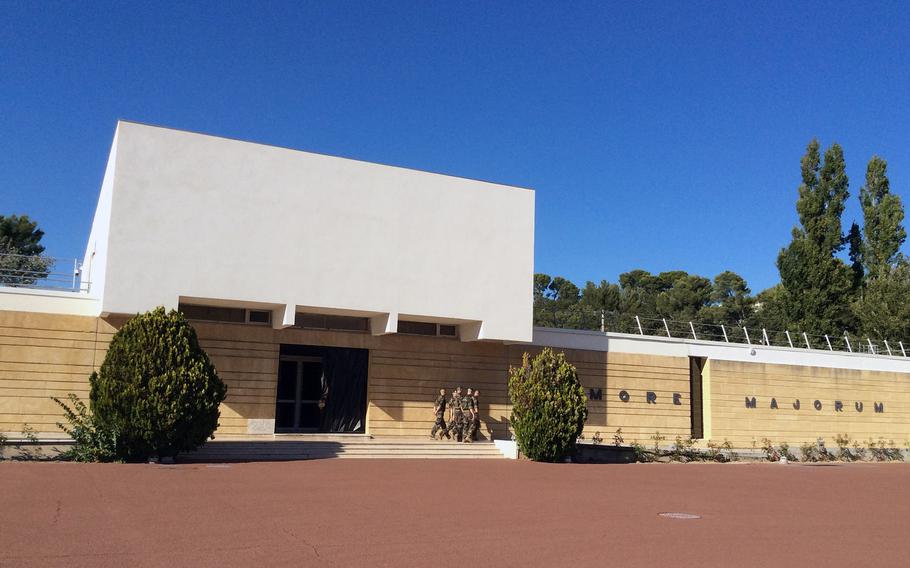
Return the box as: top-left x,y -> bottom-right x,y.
2,460 -> 909,567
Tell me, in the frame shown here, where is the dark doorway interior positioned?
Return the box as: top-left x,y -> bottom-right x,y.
276,345 -> 368,433
689,356 -> 706,439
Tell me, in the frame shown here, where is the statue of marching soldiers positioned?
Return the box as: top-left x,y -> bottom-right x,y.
430,386 -> 480,443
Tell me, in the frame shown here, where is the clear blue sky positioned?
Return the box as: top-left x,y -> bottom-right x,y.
2,2 -> 908,293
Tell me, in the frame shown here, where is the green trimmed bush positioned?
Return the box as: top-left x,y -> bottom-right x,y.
89,307 -> 227,461
508,348 -> 588,462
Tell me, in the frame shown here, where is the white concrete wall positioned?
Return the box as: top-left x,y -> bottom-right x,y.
533,327 -> 910,374
0,288 -> 100,316
81,127 -> 118,306
88,122 -> 535,342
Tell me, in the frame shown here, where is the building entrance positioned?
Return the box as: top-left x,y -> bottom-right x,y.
275,345 -> 368,433
276,356 -> 325,432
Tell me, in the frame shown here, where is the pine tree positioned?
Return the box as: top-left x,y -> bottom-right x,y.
859,156 -> 906,278
776,140 -> 855,334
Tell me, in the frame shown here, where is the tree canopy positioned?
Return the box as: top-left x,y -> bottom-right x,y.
534,138 -> 908,348
0,214 -> 52,286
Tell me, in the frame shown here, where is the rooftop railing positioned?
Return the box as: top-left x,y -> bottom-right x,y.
0,253 -> 88,293
538,308 -> 909,359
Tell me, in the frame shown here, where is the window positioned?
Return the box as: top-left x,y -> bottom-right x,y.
397,320 -> 438,336
246,310 -> 272,325
397,320 -> 458,338
179,303 -> 271,325
439,325 -> 458,337
179,304 -> 245,323
294,312 -> 370,333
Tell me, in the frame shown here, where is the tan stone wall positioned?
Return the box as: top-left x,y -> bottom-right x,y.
572,350 -> 691,444
0,311 -> 113,436
708,359 -> 910,447
4,310 -> 907,447
0,310 -> 693,442
189,321 -> 516,440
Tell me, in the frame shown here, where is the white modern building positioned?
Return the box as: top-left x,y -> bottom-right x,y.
1,122 -> 908,447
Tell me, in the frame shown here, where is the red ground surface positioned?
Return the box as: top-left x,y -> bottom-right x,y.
2,460 -> 909,567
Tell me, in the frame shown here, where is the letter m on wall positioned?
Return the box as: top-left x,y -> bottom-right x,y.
588,388 -> 603,400
745,396 -> 757,409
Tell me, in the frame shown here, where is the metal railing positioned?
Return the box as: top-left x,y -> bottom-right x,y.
0,252 -> 89,293
537,308 -> 909,359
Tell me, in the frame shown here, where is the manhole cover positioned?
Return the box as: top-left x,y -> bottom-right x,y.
658,512 -> 701,520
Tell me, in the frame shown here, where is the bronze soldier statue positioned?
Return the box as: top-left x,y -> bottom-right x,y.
430,388 -> 449,440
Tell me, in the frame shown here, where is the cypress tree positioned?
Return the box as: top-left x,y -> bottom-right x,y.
859,156 -> 906,279
776,140 -> 855,334
846,222 -> 864,290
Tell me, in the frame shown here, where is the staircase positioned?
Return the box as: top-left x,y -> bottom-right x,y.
179,436 -> 506,462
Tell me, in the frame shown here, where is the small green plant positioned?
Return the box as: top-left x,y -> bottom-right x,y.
852,440 -> 867,461
885,440 -> 904,462
835,434 -> 857,461
868,438 -> 887,461
670,436 -> 698,462
778,442 -> 797,462
591,431 -> 603,445
800,441 -> 819,462
613,428 -> 624,447
705,440 -> 726,462
722,439 -> 738,462
651,431 -> 665,454
630,441 -> 654,463
53,394 -> 119,463
12,424 -> 42,460
817,438 -> 836,461
761,438 -> 779,462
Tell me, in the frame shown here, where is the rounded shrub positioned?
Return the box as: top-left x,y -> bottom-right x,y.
90,307 -> 227,461
508,348 -> 588,462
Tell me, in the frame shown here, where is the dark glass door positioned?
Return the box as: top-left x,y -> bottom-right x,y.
275,356 -> 325,432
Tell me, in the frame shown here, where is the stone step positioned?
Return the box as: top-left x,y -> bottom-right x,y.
179,439 -> 506,462
182,454 -> 504,461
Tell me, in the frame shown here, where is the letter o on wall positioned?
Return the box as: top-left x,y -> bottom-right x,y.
814,400 -> 822,411
619,390 -> 630,402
